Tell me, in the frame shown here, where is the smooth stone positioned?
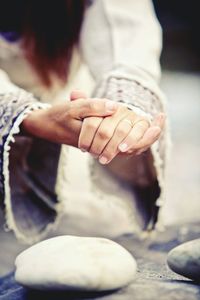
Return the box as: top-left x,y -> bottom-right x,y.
167,239 -> 200,281
15,235 -> 137,291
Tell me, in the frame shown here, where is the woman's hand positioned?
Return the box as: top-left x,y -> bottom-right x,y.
71,91 -> 165,164
21,97 -> 118,147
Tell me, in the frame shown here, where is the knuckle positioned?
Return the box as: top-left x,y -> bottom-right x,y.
98,129 -> 111,140
116,126 -> 127,137
79,141 -> 89,150
88,100 -> 98,111
85,120 -> 96,131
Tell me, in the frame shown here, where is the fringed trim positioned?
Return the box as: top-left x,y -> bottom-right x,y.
55,145 -> 69,204
153,115 -> 172,231
2,103 -> 64,244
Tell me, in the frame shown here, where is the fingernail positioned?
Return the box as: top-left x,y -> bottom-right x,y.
105,101 -> 118,112
80,148 -> 86,152
91,153 -> 98,158
119,143 -> 128,152
99,156 -> 108,164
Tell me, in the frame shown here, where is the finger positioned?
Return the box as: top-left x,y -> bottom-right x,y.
78,117 -> 103,152
135,147 -> 149,156
89,109 -> 129,157
152,113 -> 165,129
133,114 -> 165,152
135,126 -> 161,150
118,119 -> 150,153
98,118 -> 134,164
70,90 -> 87,101
69,98 -> 119,119
119,113 -> 165,154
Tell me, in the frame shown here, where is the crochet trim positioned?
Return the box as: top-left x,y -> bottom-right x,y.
2,103 -> 63,244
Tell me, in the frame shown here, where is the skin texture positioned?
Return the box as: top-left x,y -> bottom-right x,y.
22,90 -> 165,165
21,98 -> 119,147
70,91 -> 165,165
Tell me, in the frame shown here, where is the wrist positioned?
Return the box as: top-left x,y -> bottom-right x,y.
21,107 -> 51,139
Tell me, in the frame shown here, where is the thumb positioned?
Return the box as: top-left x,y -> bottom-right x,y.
152,113 -> 166,130
70,98 -> 119,119
70,90 -> 87,101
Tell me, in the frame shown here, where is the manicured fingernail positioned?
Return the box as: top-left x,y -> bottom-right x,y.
99,156 -> 108,164
119,143 -> 128,152
80,148 -> 86,152
105,101 -> 118,112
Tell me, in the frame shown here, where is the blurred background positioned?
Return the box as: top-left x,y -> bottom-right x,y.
153,0 -> 200,224
0,0 -> 200,276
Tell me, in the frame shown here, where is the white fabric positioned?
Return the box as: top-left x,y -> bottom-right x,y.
80,0 -> 162,82
0,0 -> 162,99
0,0 -> 166,238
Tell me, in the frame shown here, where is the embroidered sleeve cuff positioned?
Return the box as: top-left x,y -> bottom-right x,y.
93,76 -> 164,120
0,89 -> 52,241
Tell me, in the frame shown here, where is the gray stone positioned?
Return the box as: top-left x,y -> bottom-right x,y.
15,235 -> 137,291
167,239 -> 200,281
2,224 -> 200,299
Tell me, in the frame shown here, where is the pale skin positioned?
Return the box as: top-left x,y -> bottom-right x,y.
21,97 -> 119,147
22,91 -> 165,164
71,90 -> 165,164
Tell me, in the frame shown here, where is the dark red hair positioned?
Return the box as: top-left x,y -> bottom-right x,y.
1,0 -> 85,87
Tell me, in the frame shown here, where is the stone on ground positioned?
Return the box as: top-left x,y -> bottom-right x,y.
15,235 -> 137,291
167,238 -> 200,282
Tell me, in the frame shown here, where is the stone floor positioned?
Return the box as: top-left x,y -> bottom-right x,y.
1,223 -> 200,300
0,70 -> 200,298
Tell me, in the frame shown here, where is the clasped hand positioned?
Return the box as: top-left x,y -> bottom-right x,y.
22,89 -> 165,165
71,90 -> 165,165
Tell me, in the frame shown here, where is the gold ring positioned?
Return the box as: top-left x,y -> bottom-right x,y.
132,118 -> 151,128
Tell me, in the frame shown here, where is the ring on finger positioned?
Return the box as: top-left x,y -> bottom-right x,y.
132,118 -> 151,128
123,118 -> 150,129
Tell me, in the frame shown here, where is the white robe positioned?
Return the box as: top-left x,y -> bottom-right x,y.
0,0 -> 170,243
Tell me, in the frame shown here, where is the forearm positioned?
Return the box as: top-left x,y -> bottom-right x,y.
20,105 -> 52,139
